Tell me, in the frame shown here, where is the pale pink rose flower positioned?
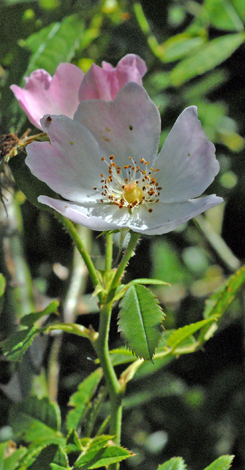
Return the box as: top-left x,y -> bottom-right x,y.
79,54 -> 147,101
10,54 -> 147,130
26,83 -> 223,235
10,63 -> 84,130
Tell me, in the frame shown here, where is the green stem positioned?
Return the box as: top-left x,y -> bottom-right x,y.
105,232 -> 113,271
55,214 -> 103,302
94,302 -> 123,463
110,231 -> 140,292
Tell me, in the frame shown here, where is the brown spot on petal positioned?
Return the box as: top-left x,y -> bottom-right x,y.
46,116 -> 52,122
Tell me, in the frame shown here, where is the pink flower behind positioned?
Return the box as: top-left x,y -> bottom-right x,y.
10,54 -> 147,130
79,54 -> 147,101
10,63 -> 84,130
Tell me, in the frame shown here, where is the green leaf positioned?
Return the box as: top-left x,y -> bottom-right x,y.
66,369 -> 103,432
170,33 -> 245,86
203,265 -> 245,319
74,436 -> 133,469
109,348 -> 136,367
204,0 -> 244,31
23,14 -> 85,75
0,273 -> 6,297
118,284 -> 164,361
1,327 -> 37,362
167,318 -> 217,351
0,442 -> 8,467
203,455 -> 234,470
199,264 -> 245,342
20,300 -> 59,326
157,456 -> 186,470
9,397 -> 65,447
9,152 -> 58,213
26,445 -> 70,470
161,33 -> 206,63
1,300 -> 59,361
3,445 -> 27,470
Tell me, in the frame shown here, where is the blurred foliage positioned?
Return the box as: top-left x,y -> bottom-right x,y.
1,0 -> 245,469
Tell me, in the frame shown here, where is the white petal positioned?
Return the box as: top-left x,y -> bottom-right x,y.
155,107 -> 220,202
38,196 -> 120,231
130,195 -> 223,235
74,82 -> 161,168
26,115 -> 106,203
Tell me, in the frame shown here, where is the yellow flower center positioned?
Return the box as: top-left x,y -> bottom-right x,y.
123,183 -> 144,203
93,155 -> 162,213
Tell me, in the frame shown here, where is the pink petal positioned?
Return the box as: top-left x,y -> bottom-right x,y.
79,54 -> 147,101
75,82 -> 160,168
26,115 -> 106,202
156,107 -> 220,202
10,63 -> 84,130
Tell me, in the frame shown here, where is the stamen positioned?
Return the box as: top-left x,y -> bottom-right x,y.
96,155 -> 161,213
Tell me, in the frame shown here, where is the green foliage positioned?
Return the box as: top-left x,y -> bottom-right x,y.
0,300 -> 59,361
118,284 -> 165,360
170,33 -> 245,86
74,435 -> 133,469
10,396 -> 63,441
2,444 -> 27,470
203,455 -> 234,470
157,455 -> 234,470
157,457 -> 186,470
203,0 -> 244,31
66,369 -> 103,432
0,273 -> 6,297
23,14 -> 85,75
26,444 -> 70,470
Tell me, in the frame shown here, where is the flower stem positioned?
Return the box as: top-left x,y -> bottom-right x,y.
94,301 -> 123,467
105,231 -> 113,271
110,231 -> 140,292
55,214 -> 103,302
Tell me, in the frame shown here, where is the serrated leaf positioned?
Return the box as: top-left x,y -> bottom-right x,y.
23,14 -> 85,75
167,318 -> 216,351
1,327 -> 37,362
203,455 -> 234,470
20,300 -> 59,326
118,284 -> 164,361
66,369 -> 103,432
157,456 -> 186,470
1,300 -> 59,361
170,33 -> 244,86
74,436 -> 133,469
0,273 -> 6,297
10,397 -> 64,447
9,152 -> 58,213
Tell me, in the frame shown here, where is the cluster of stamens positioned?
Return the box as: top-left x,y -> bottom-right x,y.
93,155 -> 162,213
